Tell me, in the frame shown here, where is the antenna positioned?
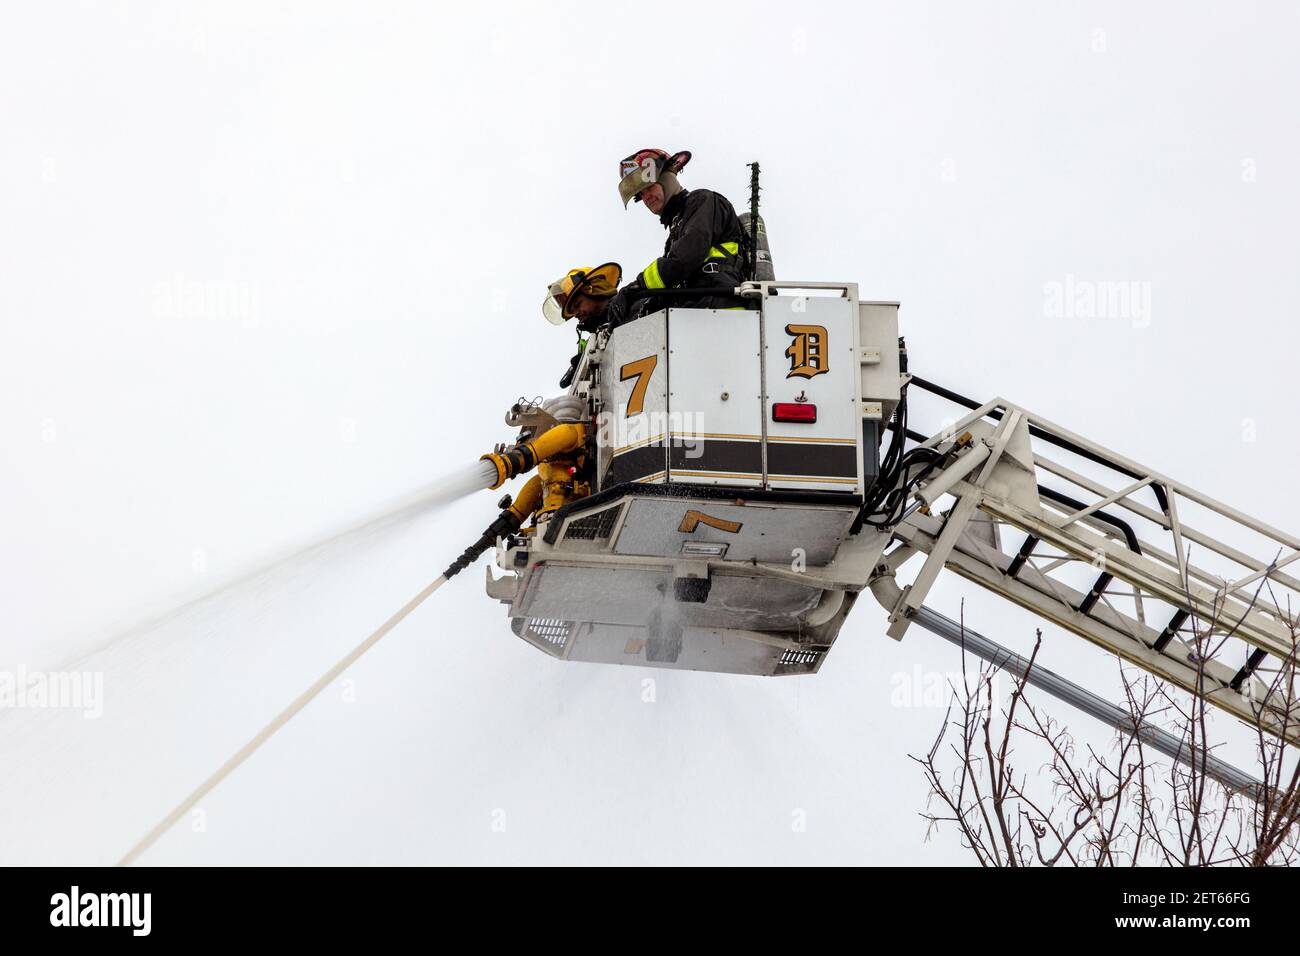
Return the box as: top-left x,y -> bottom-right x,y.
747,161 -> 761,282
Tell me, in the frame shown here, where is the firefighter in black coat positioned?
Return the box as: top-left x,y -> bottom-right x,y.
605,148 -> 747,326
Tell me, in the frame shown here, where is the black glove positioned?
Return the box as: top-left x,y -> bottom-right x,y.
558,351 -> 580,388
604,290 -> 630,328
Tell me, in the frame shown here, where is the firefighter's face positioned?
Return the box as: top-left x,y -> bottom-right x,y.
571,293 -> 604,320
639,183 -> 665,214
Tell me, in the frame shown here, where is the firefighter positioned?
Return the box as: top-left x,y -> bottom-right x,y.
542,263 -> 622,386
542,262 -> 622,331
605,148 -> 747,326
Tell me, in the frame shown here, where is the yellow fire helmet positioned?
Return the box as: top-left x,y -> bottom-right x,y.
542,262 -> 623,325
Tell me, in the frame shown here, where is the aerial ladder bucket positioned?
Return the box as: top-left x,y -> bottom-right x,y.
464,278 -> 1298,749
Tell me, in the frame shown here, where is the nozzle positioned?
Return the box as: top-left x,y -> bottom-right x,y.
480,452 -> 512,490
441,476 -> 544,580
442,511 -> 521,580
479,423 -> 588,490
480,446 -> 533,490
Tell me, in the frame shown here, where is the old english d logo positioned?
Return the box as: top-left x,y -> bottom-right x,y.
785,324 -> 829,379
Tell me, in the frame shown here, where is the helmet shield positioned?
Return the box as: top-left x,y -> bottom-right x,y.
619,157 -> 660,207
618,149 -> 691,207
542,291 -> 567,325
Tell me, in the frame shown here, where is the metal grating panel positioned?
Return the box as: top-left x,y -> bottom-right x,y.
779,648 -> 820,666
563,505 -> 622,541
525,618 -> 571,647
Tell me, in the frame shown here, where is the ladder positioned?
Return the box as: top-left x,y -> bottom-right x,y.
870,377 -> 1300,744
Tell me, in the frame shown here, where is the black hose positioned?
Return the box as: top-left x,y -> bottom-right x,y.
443,510 -> 522,580
1037,486 -> 1142,555
624,285 -> 748,303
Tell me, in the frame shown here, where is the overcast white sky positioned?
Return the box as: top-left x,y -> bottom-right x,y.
1,1 -> 1298,865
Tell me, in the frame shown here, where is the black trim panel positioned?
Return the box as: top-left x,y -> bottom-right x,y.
767,441 -> 858,478
668,438 -> 762,476
607,444 -> 667,485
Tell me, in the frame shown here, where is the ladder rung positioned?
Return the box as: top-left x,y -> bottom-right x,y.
1231,648 -> 1269,691
1154,610 -> 1189,652
1077,572 -> 1112,615
1007,535 -> 1039,577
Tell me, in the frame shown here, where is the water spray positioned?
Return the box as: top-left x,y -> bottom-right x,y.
116,455 -> 508,866
117,406 -> 597,865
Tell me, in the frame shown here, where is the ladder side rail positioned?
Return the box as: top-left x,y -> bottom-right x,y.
983,494 -> 1297,720
1020,435 -> 1299,613
1015,402 -> 1300,555
1033,454 -> 1300,596
980,494 -> 1299,661
888,516 -> 1298,741
909,378 -> 1300,576
890,518 -> 1228,688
